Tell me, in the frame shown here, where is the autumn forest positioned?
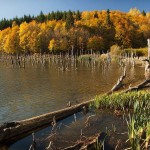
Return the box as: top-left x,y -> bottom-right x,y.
0,8 -> 150,54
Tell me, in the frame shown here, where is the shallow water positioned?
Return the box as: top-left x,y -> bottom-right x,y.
1,110 -> 129,150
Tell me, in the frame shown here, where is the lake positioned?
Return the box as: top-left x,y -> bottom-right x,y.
0,59 -> 146,124
0,58 -> 148,149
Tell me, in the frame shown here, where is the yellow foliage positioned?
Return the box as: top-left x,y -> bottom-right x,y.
0,10 -> 150,54
0,27 -> 11,53
87,36 -> 104,51
4,25 -> 21,54
48,39 -> 55,51
128,8 -> 141,16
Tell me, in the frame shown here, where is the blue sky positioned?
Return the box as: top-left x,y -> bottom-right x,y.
0,0 -> 149,20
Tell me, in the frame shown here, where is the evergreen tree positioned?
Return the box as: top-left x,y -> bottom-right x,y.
0,18 -> 10,30
94,11 -> 98,18
8,19 -> 13,28
106,9 -> 112,26
32,15 -> 35,20
141,10 -> 146,16
37,11 -> 46,22
23,15 -> 32,23
76,10 -> 81,20
65,10 -> 74,30
55,11 -> 63,21
13,17 -> 20,25
47,13 -> 51,20
62,11 -> 67,21
23,15 -> 27,22
55,11 -> 59,21
50,11 -> 55,20
28,15 -> 32,22
59,11 -> 63,20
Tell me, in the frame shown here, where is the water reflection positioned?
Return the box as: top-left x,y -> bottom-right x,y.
0,62 -> 146,124
0,59 -> 148,149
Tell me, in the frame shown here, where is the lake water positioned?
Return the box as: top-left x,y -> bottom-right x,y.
0,60 -> 146,124
0,58 -> 149,149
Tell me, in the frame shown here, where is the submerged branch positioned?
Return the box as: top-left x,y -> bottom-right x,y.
107,67 -> 126,95
123,79 -> 150,93
63,132 -> 112,150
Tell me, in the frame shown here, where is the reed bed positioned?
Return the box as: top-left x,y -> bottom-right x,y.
92,91 -> 150,110
92,91 -> 150,150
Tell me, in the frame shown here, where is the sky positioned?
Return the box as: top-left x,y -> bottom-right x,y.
0,0 -> 149,20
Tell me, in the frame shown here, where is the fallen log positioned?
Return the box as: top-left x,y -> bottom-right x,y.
123,79 -> 150,93
0,99 -> 93,144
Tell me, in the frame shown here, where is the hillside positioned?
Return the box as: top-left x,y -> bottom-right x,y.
0,8 -> 150,54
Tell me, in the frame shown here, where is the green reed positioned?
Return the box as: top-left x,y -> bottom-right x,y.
126,100 -> 150,150
92,91 -> 150,149
92,91 -> 150,110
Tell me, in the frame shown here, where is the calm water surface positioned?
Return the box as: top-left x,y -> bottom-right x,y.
0,61 -> 146,124
0,60 -> 148,150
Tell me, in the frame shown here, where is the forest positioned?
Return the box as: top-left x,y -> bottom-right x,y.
0,8 -> 150,54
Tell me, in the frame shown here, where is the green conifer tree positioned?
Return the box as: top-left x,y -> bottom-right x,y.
106,9 -> 112,26
141,10 -> 146,16
94,11 -> 98,18
76,10 -> 81,20
37,11 -> 46,22
65,10 -> 74,30
62,11 -> 67,21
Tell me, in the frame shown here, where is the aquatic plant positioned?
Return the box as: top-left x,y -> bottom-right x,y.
92,91 -> 150,110
126,100 -> 150,150
94,138 -> 105,150
92,91 -> 150,149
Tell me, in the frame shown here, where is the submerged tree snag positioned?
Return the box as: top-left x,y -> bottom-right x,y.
123,79 -> 150,93
63,133 -> 102,150
107,68 -> 126,95
63,132 -> 113,150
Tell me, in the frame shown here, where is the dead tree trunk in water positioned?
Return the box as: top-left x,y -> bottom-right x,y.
107,68 -> 126,95
123,79 -> 150,93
